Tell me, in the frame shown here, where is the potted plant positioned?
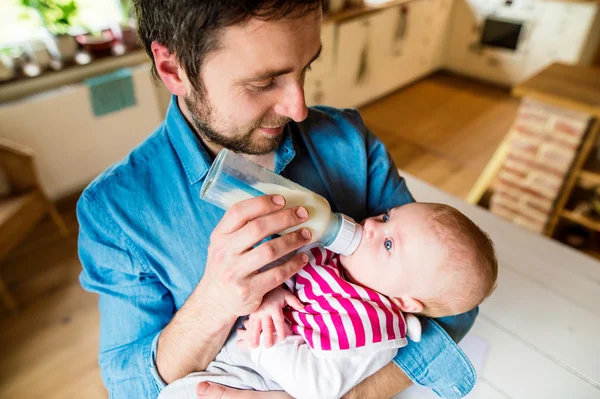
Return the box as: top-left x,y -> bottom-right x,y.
76,29 -> 115,57
116,0 -> 140,50
20,0 -> 79,63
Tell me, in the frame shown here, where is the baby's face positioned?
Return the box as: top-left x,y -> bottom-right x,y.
340,203 -> 446,307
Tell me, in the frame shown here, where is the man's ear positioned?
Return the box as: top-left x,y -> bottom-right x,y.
151,41 -> 187,96
389,296 -> 424,314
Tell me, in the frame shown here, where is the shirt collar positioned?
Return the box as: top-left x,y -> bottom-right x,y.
166,94 -> 298,185
274,126 -> 296,175
165,95 -> 212,185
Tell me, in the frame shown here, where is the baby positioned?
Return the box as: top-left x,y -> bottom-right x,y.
159,202 -> 498,399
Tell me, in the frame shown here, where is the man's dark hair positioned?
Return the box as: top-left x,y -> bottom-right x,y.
134,0 -> 328,93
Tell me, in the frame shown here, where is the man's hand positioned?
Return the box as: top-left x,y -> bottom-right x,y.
157,195 -> 312,383
198,195 -> 311,319
197,382 -> 293,399
195,362 -> 411,399
246,286 -> 303,348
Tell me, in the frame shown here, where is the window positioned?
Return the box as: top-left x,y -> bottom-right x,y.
0,0 -> 44,46
0,0 -> 122,49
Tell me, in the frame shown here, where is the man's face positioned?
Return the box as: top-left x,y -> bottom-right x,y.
183,10 -> 323,155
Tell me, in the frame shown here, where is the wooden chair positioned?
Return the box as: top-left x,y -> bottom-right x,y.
0,138 -> 69,313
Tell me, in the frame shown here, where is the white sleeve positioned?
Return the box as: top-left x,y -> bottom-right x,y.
250,335 -> 396,399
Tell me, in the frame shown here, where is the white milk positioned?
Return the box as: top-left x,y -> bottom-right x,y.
217,182 -> 333,244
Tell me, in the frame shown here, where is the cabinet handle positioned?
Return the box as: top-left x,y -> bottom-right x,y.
356,44 -> 369,84
395,6 -> 409,42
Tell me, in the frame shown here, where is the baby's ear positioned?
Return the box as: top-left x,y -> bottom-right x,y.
389,296 -> 424,314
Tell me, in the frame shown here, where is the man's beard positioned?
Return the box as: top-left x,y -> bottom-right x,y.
184,91 -> 291,156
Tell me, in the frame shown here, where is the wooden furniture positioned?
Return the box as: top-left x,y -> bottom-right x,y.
467,63 -> 600,258
0,138 -> 69,313
394,173 -> 600,399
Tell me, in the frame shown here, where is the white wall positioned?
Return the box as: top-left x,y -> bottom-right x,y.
444,0 -> 600,86
0,64 -> 165,199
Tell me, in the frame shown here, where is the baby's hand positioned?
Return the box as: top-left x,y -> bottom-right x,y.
237,318 -> 292,353
245,286 -> 304,349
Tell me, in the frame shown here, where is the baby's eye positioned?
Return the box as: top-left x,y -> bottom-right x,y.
383,213 -> 390,223
384,238 -> 393,252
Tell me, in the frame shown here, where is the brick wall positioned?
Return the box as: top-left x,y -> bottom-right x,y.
490,98 -> 590,233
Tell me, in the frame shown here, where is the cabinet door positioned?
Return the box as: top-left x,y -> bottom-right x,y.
310,22 -> 336,78
403,0 -> 436,80
304,23 -> 336,106
304,72 -> 330,106
426,0 -> 454,69
370,2 -> 434,99
370,5 -> 411,98
328,17 -> 375,108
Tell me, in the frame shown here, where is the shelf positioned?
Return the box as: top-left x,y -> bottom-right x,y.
577,153 -> 600,189
0,49 -> 149,104
512,63 -> 600,119
324,0 -> 414,24
578,170 -> 600,189
561,209 -> 600,233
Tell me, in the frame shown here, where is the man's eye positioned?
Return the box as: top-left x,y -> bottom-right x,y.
384,238 -> 393,252
383,213 -> 390,223
250,79 -> 275,91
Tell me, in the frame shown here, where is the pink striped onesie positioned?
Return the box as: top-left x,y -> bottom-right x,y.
284,247 -> 412,358
159,246 -> 422,399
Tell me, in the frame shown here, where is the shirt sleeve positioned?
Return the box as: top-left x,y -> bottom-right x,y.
361,118 -> 478,398
251,335 -> 396,399
77,190 -> 174,398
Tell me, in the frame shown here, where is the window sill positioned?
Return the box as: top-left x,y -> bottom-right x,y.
0,49 -> 149,104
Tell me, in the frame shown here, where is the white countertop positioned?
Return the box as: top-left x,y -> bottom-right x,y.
393,173 -> 600,399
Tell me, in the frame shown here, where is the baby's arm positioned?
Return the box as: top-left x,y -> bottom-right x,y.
246,286 -> 304,348
237,324 -> 396,399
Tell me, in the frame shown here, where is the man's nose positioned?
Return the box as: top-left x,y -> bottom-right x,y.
274,83 -> 308,122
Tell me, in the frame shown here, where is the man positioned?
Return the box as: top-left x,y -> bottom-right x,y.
78,1 -> 478,398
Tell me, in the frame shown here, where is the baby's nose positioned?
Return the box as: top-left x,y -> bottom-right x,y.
363,218 -> 378,238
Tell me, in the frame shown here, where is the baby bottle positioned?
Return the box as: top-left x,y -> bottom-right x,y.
200,149 -> 363,256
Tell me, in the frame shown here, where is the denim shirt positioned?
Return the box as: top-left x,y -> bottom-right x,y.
78,96 -> 477,399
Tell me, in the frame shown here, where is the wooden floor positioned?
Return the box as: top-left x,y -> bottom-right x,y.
0,72 -> 520,399
361,72 -> 519,199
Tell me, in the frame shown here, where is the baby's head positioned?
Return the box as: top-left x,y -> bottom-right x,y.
340,202 -> 497,317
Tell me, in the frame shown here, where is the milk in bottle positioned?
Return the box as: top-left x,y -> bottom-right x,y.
200,149 -> 362,256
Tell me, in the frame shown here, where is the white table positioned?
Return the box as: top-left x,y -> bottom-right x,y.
393,174 -> 600,399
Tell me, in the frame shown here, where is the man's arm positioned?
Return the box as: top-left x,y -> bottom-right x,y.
79,191 -> 313,394
343,362 -> 412,399
156,195 -> 312,383
78,192 -> 176,398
